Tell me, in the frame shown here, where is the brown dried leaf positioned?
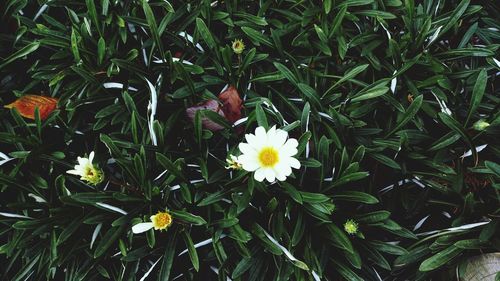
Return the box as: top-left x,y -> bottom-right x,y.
218,86 -> 242,124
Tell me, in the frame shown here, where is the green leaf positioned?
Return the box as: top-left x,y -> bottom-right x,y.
158,231 -> 177,281
419,245 -> 463,271
326,224 -> 354,253
70,28 -> 80,62
328,172 -> 369,189
241,26 -> 273,47
351,86 -> 389,102
155,153 -> 186,181
324,64 -> 368,97
333,191 -> 379,204
331,5 -> 347,35
196,18 -> 216,50
0,42 -> 40,70
438,112 -> 477,163
143,0 -> 164,59
86,0 -> 101,35
465,69 -> 487,125
297,83 -> 321,108
331,259 -> 363,281
97,37 -> 105,65
370,153 -> 401,169
273,62 -> 298,85
94,225 -> 127,258
386,95 -> 423,137
440,0 -> 470,37
485,161 -> 500,177
170,210 -> 207,225
255,102 -> 268,128
182,231 -> 200,271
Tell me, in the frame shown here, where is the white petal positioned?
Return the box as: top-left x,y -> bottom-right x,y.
266,125 -> 277,140
274,167 -> 287,181
254,168 -> 266,182
254,126 -> 267,142
279,146 -> 298,157
77,157 -> 86,165
281,139 -> 299,156
132,222 -> 154,234
275,162 -> 292,176
67,169 -> 81,175
239,143 -> 257,155
272,129 -> 288,148
284,138 -> 298,148
239,155 -> 260,171
89,151 -> 95,163
80,160 -> 90,168
288,157 -> 301,169
264,168 -> 276,182
245,133 -> 265,149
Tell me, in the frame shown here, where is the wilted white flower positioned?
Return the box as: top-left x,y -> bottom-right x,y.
226,154 -> 243,170
66,151 -> 104,185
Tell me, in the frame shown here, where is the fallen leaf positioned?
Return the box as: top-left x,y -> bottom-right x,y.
186,99 -> 226,131
218,86 -> 242,124
4,95 -> 58,120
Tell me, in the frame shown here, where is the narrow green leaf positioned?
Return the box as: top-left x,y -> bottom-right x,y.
419,245 -> 463,271
170,210 -> 207,225
333,191 -> 379,204
182,231 -> 200,271
196,18 -> 216,49
143,0 -> 164,59
466,69 -> 487,125
86,0 -> 101,35
94,225 -> 127,258
255,102 -> 268,128
438,112 -> 477,164
0,42 -> 40,70
386,95 -> 423,137
351,86 -> 389,102
97,37 -> 105,65
273,62 -> 298,85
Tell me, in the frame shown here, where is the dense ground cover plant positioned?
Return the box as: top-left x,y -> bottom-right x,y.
1,0 -> 499,280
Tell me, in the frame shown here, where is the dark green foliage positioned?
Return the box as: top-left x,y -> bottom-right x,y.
1,0 -> 499,280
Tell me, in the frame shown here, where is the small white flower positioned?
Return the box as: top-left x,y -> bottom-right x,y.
225,154 -> 243,170
238,126 -> 300,183
66,151 -> 104,185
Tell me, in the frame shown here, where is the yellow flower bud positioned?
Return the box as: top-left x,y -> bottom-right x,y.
473,119 -> 490,131
344,219 -> 359,235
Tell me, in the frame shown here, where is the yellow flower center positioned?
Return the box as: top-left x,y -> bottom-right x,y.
82,166 -> 104,185
258,147 -> 279,167
152,212 -> 172,230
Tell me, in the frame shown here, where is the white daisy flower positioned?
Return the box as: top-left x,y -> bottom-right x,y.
237,126 -> 300,183
132,211 -> 173,234
66,151 -> 104,185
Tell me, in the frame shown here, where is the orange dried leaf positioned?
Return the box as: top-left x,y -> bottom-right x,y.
4,95 -> 58,120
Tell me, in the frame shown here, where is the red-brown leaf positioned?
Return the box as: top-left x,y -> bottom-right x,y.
4,95 -> 58,120
186,99 -> 226,131
218,86 -> 242,124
